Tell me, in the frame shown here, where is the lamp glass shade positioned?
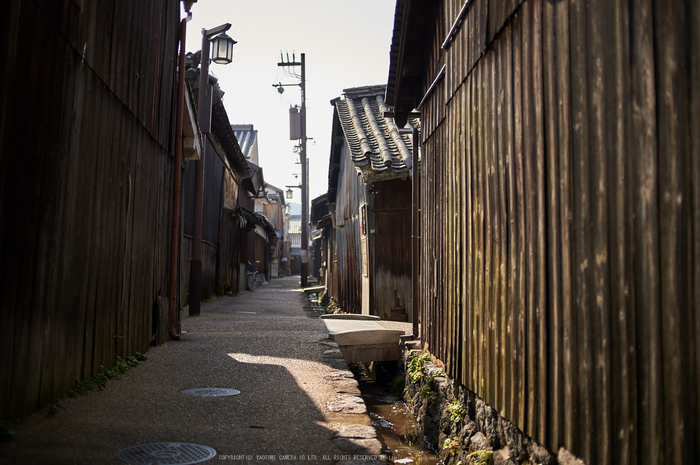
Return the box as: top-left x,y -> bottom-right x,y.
286,188 -> 293,199
211,32 -> 236,64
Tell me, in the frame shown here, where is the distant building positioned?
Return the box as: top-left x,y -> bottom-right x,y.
288,215 -> 302,275
255,183 -> 290,278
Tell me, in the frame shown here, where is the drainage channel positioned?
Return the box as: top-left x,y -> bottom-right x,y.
350,363 -> 440,465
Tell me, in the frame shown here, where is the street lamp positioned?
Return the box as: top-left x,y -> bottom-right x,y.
285,184 -> 301,200
211,32 -> 236,64
190,23 -> 236,317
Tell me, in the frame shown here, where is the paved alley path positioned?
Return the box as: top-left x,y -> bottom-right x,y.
0,277 -> 386,464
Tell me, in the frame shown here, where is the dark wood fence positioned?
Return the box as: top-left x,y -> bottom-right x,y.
0,0 -> 179,421
419,0 -> 699,463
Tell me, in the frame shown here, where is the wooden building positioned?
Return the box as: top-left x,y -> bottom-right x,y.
386,0 -> 700,464
182,61 -> 253,300
238,207 -> 276,285
0,0 -> 181,421
259,183 -> 290,278
324,85 -> 419,321
311,194 -> 329,283
234,137 -> 276,284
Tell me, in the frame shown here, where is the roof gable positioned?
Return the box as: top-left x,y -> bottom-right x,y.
333,85 -> 419,183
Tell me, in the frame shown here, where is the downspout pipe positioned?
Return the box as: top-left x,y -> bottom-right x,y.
168,13 -> 191,341
411,126 -> 420,339
401,126 -> 420,342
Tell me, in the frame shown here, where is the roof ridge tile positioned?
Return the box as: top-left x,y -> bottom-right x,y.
361,97 -> 392,166
345,97 -> 373,160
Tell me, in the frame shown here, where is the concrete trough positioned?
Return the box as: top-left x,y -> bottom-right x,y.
323,318 -> 403,363
320,313 -> 380,321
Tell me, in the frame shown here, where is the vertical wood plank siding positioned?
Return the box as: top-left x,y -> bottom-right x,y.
334,142 -> 369,313
0,0 -> 179,421
418,0 -> 700,463
372,179 -> 412,320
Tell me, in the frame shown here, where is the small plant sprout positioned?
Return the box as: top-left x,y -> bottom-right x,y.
466,450 -> 494,465
420,375 -> 437,403
391,374 -> 405,396
67,353 -> 147,398
0,421 -> 16,441
408,353 -> 430,383
448,399 -> 466,423
44,401 -> 61,415
443,436 -> 460,456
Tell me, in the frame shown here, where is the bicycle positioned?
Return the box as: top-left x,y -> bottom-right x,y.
246,261 -> 257,291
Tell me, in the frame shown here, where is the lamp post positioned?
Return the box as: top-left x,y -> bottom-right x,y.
190,24 -> 236,317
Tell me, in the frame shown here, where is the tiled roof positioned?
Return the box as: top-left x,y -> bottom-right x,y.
333,85 -> 419,182
231,124 -> 258,161
239,207 -> 276,237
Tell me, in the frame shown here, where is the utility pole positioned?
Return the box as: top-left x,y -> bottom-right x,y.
277,53 -> 309,288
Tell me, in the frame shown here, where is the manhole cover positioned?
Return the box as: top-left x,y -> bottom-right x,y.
115,442 -> 216,465
181,388 -> 241,397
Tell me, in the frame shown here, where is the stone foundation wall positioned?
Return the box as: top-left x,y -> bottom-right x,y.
400,343 -> 585,465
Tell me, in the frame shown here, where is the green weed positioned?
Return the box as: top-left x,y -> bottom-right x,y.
67,354 -> 146,398
405,431 -> 420,447
408,353 -> 430,383
0,421 -> 16,441
466,450 -> 493,465
44,401 -> 61,416
448,400 -> 466,423
391,374 -> 405,396
443,436 -> 460,456
420,375 -> 437,403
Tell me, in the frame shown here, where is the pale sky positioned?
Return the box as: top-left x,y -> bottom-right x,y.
183,0 -> 398,205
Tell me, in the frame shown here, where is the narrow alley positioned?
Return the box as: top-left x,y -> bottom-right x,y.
0,277 -> 400,465
2,1 -> 698,464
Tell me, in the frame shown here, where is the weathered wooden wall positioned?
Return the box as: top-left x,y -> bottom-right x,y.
254,231 -> 268,278
333,141 -> 369,313
324,226 -> 339,300
371,178 -> 412,321
182,132 -> 240,301
420,0 -> 699,463
218,210 -> 241,294
0,0 -> 179,421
